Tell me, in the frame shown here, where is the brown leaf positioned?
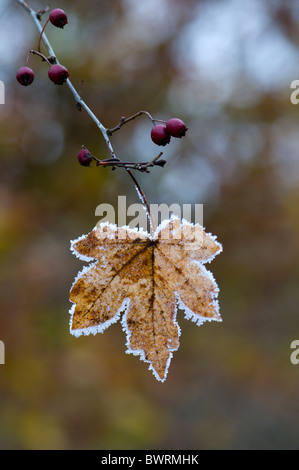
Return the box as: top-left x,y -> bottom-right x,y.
69,216 -> 222,382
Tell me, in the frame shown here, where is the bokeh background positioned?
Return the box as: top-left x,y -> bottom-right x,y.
0,0 -> 299,449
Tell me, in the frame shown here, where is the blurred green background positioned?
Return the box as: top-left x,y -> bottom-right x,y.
0,0 -> 299,450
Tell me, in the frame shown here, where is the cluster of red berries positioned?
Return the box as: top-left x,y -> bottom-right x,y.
77,118 -> 188,167
150,118 -> 188,146
17,8 -> 188,167
16,9 -> 69,87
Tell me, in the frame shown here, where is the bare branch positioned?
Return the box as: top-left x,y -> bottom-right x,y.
15,0 -> 158,232
92,152 -> 166,173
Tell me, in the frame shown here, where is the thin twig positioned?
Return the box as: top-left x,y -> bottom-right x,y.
37,17 -> 49,53
92,152 -> 165,173
29,49 -> 52,66
107,110 -> 166,135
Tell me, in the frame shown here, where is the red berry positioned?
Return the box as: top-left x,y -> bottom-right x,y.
151,125 -> 171,146
48,64 -> 69,85
77,148 -> 92,167
49,9 -> 68,28
16,66 -> 34,86
166,118 -> 188,138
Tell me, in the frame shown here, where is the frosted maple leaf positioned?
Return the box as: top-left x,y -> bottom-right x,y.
69,216 -> 222,382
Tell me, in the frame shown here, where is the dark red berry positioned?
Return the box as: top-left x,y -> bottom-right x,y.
49,9 -> 68,28
166,118 -> 188,138
16,67 -> 34,86
151,125 -> 171,146
77,148 -> 92,167
48,64 -> 69,85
